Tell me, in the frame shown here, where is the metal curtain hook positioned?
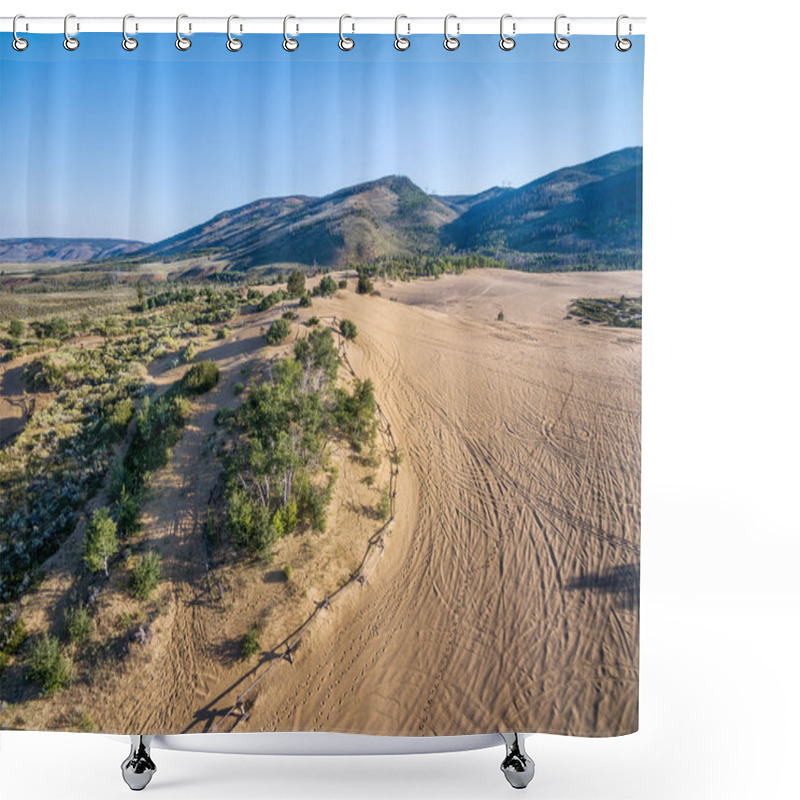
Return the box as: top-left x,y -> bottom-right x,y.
616,14 -> 632,51
122,14 -> 138,51
339,14 -> 354,50
444,14 -> 460,51
283,15 -> 299,51
64,13 -> 79,51
500,14 -> 515,51
176,13 -> 191,50
394,14 -> 410,51
227,15 -> 243,51
554,14 -> 570,51
12,14 -> 28,51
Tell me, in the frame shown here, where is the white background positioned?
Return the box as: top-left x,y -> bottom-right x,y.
2,1 -> 799,798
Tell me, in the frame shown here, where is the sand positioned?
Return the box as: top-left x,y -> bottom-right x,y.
3,268 -> 641,738
242,269 -> 642,737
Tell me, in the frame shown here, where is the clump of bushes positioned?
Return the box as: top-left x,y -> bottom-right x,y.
181,341 -> 197,363
307,316 -> 320,327
181,360 -> 220,395
378,487 -> 392,521
317,275 -> 337,296
27,635 -> 74,696
340,319 -> 358,340
356,274 -> 374,294
265,318 -> 291,345
130,551 -> 163,600
64,603 -> 93,647
257,289 -> 287,312
8,319 -> 24,339
299,293 -> 312,308
223,325 -> 376,558
241,624 -> 260,660
83,508 -> 118,579
334,379 -> 377,452
287,270 -> 306,298
338,278 -> 348,290
0,617 -> 27,674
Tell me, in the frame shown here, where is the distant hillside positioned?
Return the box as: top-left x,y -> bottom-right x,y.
135,175 -> 457,271
1,148 -> 642,272
442,147 -> 642,261
0,238 -> 146,263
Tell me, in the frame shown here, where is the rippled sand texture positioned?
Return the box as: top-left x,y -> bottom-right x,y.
253,269 -> 642,736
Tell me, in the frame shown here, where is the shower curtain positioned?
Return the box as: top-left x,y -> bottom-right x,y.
0,27 -> 644,739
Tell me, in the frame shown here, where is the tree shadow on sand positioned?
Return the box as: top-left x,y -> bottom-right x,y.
565,563 -> 639,611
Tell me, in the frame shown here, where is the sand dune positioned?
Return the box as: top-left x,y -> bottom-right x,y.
246,269 -> 642,736
6,268 -> 640,737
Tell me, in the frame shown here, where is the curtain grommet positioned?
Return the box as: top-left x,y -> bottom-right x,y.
63,13 -> 80,51
394,15 -> 410,51
176,14 -> 191,51
554,14 -> 570,51
12,15 -> 29,51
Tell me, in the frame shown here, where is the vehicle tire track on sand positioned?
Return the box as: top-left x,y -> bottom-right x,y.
247,269 -> 641,736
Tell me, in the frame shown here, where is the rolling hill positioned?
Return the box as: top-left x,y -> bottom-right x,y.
440,147 -> 643,257
0,238 -> 146,263
133,175 -> 457,271
0,148 -> 642,271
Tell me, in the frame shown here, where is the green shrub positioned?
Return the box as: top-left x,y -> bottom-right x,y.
265,318 -> 291,345
8,318 -> 24,339
64,603 -> 93,647
497,311 -> 505,321
182,341 -> 197,363
340,319 -> 358,341
257,290 -> 286,312
68,710 -> 95,733
378,487 -> 392,521
2,618 -> 27,655
299,293 -> 312,308
338,279 -> 348,289
307,316 -> 320,327
115,484 -> 140,538
181,360 -> 220,394
234,382 -> 245,395
318,275 -> 337,296
130,551 -> 163,600
27,635 -> 74,696
283,564 -> 293,581
216,327 -> 229,339
287,270 -> 306,298
334,379 -> 376,451
356,274 -> 374,294
83,507 -> 118,578
241,624 -> 260,660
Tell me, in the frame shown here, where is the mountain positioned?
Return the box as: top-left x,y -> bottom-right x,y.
0,148 -> 642,272
135,175 -> 457,270
435,186 -> 512,214
0,238 -> 146,263
441,147 -> 642,257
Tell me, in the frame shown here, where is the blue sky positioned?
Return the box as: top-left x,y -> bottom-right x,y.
0,33 -> 643,242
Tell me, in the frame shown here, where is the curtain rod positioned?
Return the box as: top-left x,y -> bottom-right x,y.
1,16 -> 645,36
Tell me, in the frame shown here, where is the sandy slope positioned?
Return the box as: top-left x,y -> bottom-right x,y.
3,268 -> 640,738
244,269 -> 642,737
